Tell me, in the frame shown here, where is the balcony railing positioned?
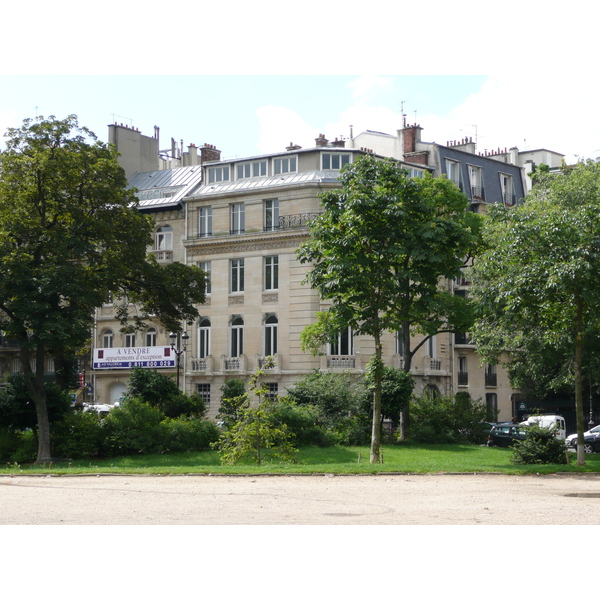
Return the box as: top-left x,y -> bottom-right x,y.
485,372 -> 497,387
429,358 -> 442,371
327,356 -> 356,369
458,371 -> 469,386
503,193 -> 516,206
150,249 -> 173,262
274,213 -> 322,231
470,186 -> 485,202
224,357 -> 241,370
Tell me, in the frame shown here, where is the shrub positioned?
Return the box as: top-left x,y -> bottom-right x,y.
162,417 -> 220,453
410,391 -> 488,444
51,410 -> 104,458
0,427 -> 37,463
269,399 -> 333,447
100,398 -> 166,456
125,368 -> 205,418
510,424 -> 569,465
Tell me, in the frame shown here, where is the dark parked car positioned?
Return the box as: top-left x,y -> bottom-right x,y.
573,432 -> 600,453
487,423 -> 528,448
566,425 -> 600,448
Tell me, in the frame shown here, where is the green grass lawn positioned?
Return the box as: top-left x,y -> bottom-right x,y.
3,443 -> 600,476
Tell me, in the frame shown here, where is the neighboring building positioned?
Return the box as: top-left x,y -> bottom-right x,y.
92,122 -> 563,422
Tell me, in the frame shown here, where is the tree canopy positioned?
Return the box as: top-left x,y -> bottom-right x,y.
297,155 -> 482,461
470,160 -> 600,465
0,115 -> 207,462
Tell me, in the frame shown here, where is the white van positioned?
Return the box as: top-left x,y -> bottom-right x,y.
519,414 -> 566,440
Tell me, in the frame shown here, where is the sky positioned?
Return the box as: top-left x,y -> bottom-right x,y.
1,74 -> 597,165
1,1 -> 597,168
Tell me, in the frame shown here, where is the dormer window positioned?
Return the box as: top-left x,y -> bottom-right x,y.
322,152 -> 350,170
207,165 -> 230,184
274,156 -> 297,175
237,160 -> 267,179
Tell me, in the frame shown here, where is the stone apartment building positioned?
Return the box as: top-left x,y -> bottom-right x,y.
90,122 -> 564,421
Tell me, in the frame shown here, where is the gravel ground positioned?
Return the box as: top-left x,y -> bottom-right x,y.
2,472 -> 600,525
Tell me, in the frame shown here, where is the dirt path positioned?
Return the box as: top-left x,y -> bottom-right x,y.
2,472 -> 600,525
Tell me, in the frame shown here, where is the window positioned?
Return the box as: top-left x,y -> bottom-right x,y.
264,199 -> 279,231
266,383 -> 278,400
322,152 -> 350,170
469,165 -> 484,201
446,160 -> 461,188
500,174 -> 514,205
230,203 -> 245,234
458,356 -> 468,386
485,393 -> 498,421
264,314 -> 278,356
125,333 -> 136,348
197,383 -> 211,405
329,327 -> 353,356
198,318 -> 211,358
102,329 -> 114,348
231,316 -> 244,357
428,335 -> 437,359
485,364 -> 497,387
146,327 -> 157,347
155,226 -> 173,250
237,160 -> 267,179
208,165 -> 230,184
274,156 -> 297,175
197,261 -> 211,294
395,331 -> 404,356
199,207 -> 212,237
264,256 -> 279,290
231,258 -> 244,293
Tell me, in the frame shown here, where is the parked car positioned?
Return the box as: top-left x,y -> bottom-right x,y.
519,414 -> 566,441
487,423 -> 528,448
566,424 -> 600,448
572,431 -> 600,453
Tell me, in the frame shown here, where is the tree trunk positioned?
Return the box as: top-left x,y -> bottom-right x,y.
370,334 -> 383,464
21,340 -> 52,463
398,321 -> 412,441
575,298 -> 586,466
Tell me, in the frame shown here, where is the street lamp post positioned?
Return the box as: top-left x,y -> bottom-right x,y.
169,331 -> 189,390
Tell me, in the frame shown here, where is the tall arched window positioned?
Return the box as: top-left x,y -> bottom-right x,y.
264,314 -> 278,356
198,318 -> 211,359
146,327 -> 157,347
102,329 -> 114,348
230,316 -> 244,357
329,326 -> 353,356
155,225 -> 173,250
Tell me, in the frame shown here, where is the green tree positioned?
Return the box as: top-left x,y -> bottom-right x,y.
125,368 -> 206,418
297,156 -> 481,462
365,365 -> 414,430
0,115 -> 206,462
214,358 -> 297,465
470,161 -> 600,466
217,379 -> 247,428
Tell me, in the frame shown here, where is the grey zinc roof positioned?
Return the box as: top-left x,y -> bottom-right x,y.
128,165 -> 204,210
193,170 -> 342,197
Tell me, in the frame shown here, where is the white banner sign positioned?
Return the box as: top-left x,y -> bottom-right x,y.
93,347 -> 176,369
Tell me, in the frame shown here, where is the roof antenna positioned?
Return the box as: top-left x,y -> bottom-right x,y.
401,101 -> 406,127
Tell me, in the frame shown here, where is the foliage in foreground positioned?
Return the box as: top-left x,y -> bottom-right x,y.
510,424 -> 569,465
410,391 -> 489,444
214,359 -> 298,465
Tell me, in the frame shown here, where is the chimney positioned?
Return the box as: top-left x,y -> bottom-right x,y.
200,143 -> 222,163
315,133 -> 329,147
402,124 -> 423,154
331,137 -> 346,148
286,142 -> 302,151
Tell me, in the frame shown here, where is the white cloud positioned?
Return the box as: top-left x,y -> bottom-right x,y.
349,76 -> 394,103
255,106 -> 319,154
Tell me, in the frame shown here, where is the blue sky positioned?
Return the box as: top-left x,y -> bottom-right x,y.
1,74 -> 596,165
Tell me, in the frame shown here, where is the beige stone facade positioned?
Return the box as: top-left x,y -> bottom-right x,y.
91,130 -> 521,422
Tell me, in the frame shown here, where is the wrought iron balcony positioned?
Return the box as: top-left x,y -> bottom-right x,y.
458,371 -> 469,386
470,186 -> 485,202
485,373 -> 497,387
267,213 -> 322,232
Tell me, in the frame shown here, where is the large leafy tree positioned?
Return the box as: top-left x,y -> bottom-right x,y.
297,156 -> 482,462
0,115 -> 206,462
470,161 -> 600,466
